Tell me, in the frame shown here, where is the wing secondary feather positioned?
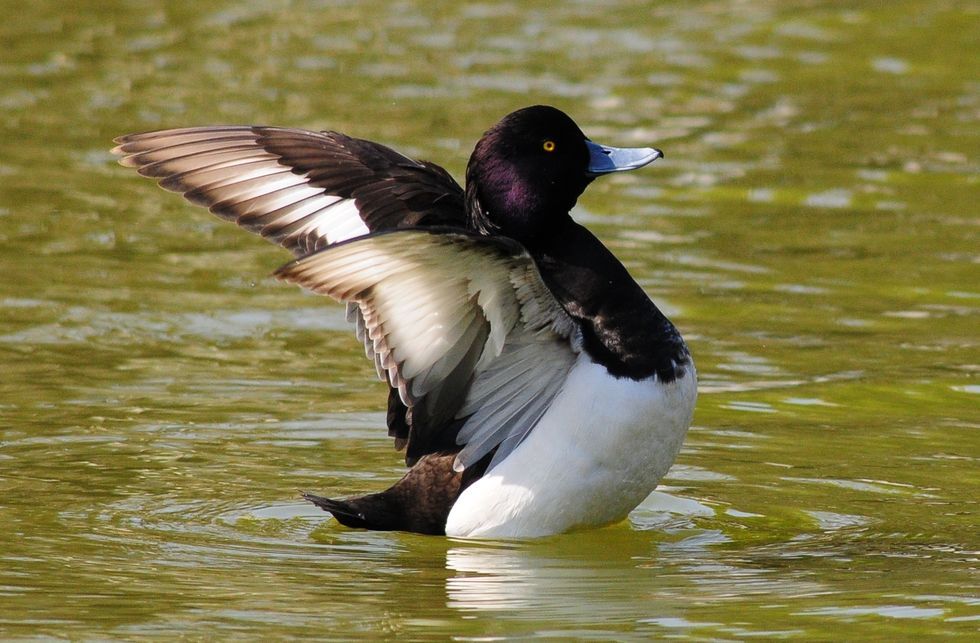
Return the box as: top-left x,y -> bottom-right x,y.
275,230 -> 580,470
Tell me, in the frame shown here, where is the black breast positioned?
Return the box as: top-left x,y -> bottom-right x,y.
530,220 -> 690,382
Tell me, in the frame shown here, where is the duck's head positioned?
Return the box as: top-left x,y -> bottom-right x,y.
465,105 -> 662,242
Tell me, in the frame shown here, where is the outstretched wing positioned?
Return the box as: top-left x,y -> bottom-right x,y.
276,229 -> 581,471
113,125 -> 469,454
112,126 -> 465,254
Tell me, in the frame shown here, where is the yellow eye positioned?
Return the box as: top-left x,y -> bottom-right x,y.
543,140 -> 556,152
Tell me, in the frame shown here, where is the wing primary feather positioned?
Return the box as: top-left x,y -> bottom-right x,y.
137,146 -> 276,177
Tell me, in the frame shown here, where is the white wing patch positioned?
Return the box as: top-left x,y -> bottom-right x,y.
113,127 -> 370,250
276,231 -> 580,471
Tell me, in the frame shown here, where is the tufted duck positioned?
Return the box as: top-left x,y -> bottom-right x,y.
113,105 -> 696,538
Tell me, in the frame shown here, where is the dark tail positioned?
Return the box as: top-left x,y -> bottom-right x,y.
301,491 -> 379,530
300,450 -> 491,535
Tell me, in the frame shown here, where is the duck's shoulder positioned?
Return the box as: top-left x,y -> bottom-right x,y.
530,221 -> 691,382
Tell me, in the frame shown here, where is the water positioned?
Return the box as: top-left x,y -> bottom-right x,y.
1,0 -> 978,638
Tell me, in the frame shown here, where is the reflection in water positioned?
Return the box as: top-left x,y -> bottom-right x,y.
446,545 -> 544,612
443,494 -> 719,618
443,534 -> 703,621
443,521 -> 827,638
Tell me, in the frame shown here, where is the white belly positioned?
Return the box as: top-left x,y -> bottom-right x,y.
445,354 -> 697,538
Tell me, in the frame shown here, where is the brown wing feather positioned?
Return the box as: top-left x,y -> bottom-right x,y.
113,126 -> 465,254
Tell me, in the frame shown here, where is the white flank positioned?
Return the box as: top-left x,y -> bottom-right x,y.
445,354 -> 697,538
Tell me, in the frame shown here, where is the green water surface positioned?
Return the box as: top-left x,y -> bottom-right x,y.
1,0 -> 977,639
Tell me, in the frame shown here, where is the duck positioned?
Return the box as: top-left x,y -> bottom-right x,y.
112,105 -> 696,538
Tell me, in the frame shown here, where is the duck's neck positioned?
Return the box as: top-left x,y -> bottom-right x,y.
465,166 -> 582,243
526,217 -> 690,382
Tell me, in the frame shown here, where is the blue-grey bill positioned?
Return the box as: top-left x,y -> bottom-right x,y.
586,141 -> 663,176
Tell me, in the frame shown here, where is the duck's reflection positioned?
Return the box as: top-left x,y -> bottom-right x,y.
443,492 -> 719,615
446,544 -> 544,611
